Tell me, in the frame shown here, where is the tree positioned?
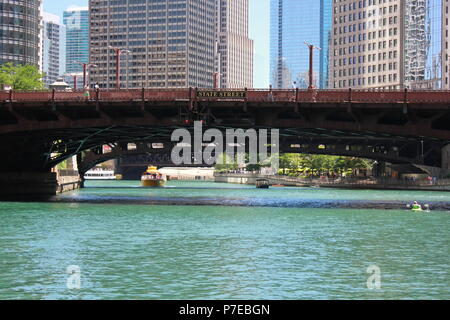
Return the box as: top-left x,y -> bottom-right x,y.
278,153 -> 300,175
215,153 -> 239,172
0,63 -> 44,90
277,153 -> 375,177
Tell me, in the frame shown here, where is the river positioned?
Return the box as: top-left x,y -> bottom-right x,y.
0,180 -> 448,299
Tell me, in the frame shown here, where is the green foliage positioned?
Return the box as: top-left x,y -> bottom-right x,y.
57,160 -> 68,170
215,152 -> 373,177
278,153 -> 374,177
215,153 -> 239,172
0,63 -> 44,91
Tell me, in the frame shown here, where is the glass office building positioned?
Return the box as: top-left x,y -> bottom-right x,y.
270,0 -> 332,89
330,0 -> 447,90
63,6 -> 89,88
404,0 -> 443,89
0,0 -> 42,66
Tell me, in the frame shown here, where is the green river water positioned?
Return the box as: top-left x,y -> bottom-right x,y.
0,180 -> 448,299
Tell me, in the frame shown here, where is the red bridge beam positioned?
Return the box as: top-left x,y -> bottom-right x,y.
3,88 -> 450,104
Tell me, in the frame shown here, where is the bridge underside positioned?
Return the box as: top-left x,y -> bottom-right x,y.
0,125 -> 443,174
1,91 -> 450,195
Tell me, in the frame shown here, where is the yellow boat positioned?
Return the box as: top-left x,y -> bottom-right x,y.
141,166 -> 166,187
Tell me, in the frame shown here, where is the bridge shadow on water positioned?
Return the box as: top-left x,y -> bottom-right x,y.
83,186 -> 256,190
1,188 -> 450,211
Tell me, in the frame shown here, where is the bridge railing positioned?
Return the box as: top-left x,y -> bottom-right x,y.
53,92 -> 86,101
145,89 -> 190,101
0,91 -> 10,101
10,91 -> 53,101
4,88 -> 450,104
57,169 -> 79,177
98,90 -> 142,101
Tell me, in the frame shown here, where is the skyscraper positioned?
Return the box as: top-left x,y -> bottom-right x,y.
329,0 -> 449,90
41,12 -> 65,87
63,6 -> 89,88
216,0 -> 254,88
404,0 -> 444,89
270,0 -> 333,89
89,0 -> 217,89
0,0 -> 42,67
442,0 -> 450,89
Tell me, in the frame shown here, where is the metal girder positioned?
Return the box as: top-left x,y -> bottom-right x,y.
2,89 -> 450,172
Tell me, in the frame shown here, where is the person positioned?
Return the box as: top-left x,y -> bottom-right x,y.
83,85 -> 90,100
94,82 -> 100,91
267,85 -> 274,102
412,201 -> 422,211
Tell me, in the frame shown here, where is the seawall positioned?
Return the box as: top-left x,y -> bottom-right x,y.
215,173 -> 450,192
56,170 -> 82,194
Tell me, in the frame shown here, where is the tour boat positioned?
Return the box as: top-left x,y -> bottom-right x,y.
256,179 -> 270,189
84,169 -> 116,180
141,166 -> 166,187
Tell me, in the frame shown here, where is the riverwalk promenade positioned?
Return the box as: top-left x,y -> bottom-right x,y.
214,173 -> 450,191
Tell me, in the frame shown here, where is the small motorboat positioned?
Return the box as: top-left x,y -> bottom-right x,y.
256,179 -> 270,189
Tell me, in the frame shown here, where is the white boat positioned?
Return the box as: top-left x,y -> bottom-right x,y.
84,169 -> 117,180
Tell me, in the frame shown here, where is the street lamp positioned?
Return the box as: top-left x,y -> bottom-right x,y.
73,61 -> 98,88
108,46 -> 131,90
304,42 -> 321,89
64,72 -> 83,91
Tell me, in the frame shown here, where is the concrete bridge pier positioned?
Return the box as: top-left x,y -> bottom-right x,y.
441,144 -> 450,177
0,172 -> 58,197
79,176 -> 86,189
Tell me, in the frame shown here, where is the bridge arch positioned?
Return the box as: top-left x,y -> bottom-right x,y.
1,88 -> 449,174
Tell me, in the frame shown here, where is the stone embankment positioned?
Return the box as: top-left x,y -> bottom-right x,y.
214,173 -> 450,191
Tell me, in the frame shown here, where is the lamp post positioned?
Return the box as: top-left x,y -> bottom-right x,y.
74,61 -> 98,88
64,72 -> 83,91
304,42 -> 321,89
109,46 -> 131,90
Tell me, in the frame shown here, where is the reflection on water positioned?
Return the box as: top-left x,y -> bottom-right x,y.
53,180 -> 450,210
0,180 -> 448,299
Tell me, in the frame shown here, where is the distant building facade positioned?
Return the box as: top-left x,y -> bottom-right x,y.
63,6 -> 89,89
89,0 -> 217,89
443,0 -> 450,89
270,0 -> 333,89
41,12 -> 65,88
0,0 -> 42,66
329,0 -> 449,90
216,0 -> 254,88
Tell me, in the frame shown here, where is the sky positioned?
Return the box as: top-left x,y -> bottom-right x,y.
43,0 -> 270,88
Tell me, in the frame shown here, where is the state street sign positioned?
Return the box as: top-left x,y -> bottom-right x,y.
196,91 -> 247,99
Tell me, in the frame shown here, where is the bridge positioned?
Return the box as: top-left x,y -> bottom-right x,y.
1,88 -> 450,195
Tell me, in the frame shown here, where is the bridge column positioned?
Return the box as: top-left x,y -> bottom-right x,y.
373,161 -> 387,178
441,144 -> 450,177
0,172 -> 58,197
79,175 -> 86,189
